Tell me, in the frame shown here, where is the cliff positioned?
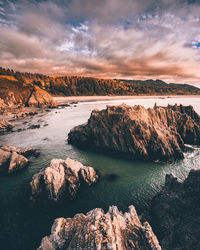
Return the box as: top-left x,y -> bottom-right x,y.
150,169 -> 200,250
68,104 -> 200,162
38,205 -> 161,250
0,78 -> 57,114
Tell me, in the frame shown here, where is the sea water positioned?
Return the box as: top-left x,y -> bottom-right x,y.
0,97 -> 200,250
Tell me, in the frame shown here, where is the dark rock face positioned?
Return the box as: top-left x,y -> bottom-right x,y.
0,146 -> 39,174
0,120 -> 14,133
68,104 -> 200,162
38,205 -> 161,250
150,169 -> 200,250
30,158 -> 98,202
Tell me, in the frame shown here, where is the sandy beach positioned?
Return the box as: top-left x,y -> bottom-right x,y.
54,95 -> 200,104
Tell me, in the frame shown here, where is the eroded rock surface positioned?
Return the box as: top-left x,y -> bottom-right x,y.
38,205 -> 161,250
150,169 -> 200,250
0,79 -> 57,114
68,104 -> 200,162
0,145 -> 39,174
30,158 -> 98,202
0,120 -> 14,133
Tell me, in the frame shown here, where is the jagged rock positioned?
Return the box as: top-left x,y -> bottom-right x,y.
0,120 -> 14,132
0,146 -> 39,174
30,158 -> 98,202
150,169 -> 200,249
38,205 -> 161,250
68,104 -> 200,162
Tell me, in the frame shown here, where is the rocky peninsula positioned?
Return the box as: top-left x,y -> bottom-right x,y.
38,205 -> 161,250
149,169 -> 200,249
68,104 -> 200,162
0,146 -> 39,174
30,158 -> 98,202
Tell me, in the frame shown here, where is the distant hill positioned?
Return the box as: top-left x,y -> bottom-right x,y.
0,66 -> 200,99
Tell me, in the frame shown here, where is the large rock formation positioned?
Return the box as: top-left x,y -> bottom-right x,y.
38,205 -> 161,250
0,78 -> 57,114
0,145 -> 39,174
150,169 -> 200,250
68,104 -> 200,162
30,158 -> 98,202
0,120 -> 14,133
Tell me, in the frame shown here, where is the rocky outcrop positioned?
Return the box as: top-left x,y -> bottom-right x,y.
0,78 -> 57,114
38,205 -> 161,250
0,120 -> 14,133
26,85 -> 56,108
0,146 -> 39,174
30,158 -> 98,202
68,104 -> 200,162
150,169 -> 200,250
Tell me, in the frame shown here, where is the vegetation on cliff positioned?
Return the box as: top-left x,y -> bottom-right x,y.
0,67 -> 200,98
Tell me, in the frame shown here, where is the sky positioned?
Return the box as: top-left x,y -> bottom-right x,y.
0,0 -> 200,85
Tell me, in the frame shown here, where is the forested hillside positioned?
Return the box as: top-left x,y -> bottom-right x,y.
0,67 -> 199,96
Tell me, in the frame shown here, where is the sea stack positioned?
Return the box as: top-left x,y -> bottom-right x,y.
30,157 -> 98,202
68,104 -> 200,162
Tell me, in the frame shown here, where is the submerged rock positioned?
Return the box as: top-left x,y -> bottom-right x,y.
68,104 -> 200,162
0,120 -> 14,133
38,205 -> 161,250
27,124 -> 40,129
30,158 -> 98,202
150,169 -> 200,249
0,146 -> 39,174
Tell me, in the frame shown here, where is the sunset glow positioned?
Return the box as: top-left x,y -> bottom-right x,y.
1,0 -> 200,84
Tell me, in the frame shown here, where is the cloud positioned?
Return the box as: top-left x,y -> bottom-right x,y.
0,0 -> 200,85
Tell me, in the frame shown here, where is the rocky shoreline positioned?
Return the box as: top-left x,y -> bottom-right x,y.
0,146 -> 39,174
0,101 -> 200,250
0,119 -> 14,133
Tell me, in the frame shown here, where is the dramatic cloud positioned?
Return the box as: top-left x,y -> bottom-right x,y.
0,0 -> 200,85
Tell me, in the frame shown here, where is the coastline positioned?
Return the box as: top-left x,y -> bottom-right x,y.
1,94 -> 200,122
54,94 -> 200,104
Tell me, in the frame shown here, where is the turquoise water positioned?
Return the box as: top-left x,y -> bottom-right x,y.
0,97 -> 200,250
